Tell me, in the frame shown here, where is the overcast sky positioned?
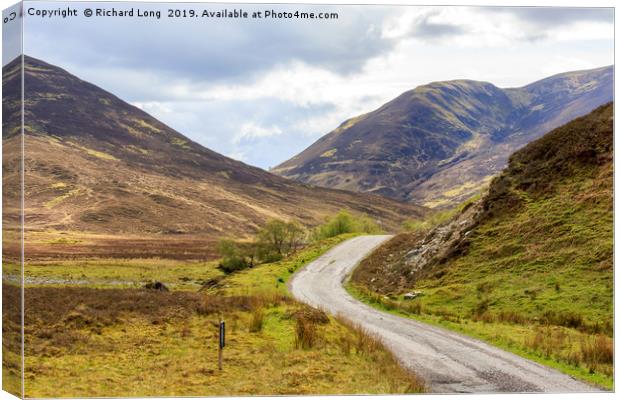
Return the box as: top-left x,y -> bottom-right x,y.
16,2 -> 614,169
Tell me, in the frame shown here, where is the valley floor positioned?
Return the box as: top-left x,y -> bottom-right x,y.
2,234 -> 424,397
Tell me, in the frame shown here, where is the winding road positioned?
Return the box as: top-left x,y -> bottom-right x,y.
289,235 -> 597,394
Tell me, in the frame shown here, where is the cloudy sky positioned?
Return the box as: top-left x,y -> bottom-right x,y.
16,2 -> 614,169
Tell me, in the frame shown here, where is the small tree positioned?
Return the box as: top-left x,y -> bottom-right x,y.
285,221 -> 305,255
256,219 -> 306,262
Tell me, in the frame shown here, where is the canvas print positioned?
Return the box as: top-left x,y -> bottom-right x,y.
1,1 -> 614,397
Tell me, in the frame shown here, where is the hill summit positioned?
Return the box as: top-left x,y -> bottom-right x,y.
2,56 -> 426,241
273,66 -> 612,208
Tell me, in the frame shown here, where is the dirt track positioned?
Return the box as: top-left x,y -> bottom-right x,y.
289,235 -> 597,394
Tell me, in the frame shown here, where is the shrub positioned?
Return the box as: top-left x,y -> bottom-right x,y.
217,239 -> 254,273
292,306 -> 330,325
256,219 -> 306,261
314,210 -> 382,240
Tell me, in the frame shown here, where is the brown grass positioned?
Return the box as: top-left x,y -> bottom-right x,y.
524,326 -> 613,376
580,335 -> 613,372
5,284 -> 291,356
336,316 -> 426,393
6,281 -> 429,396
249,309 -> 265,333
292,305 -> 328,349
294,316 -> 319,349
290,305 -> 330,325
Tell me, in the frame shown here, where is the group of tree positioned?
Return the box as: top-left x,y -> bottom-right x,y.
217,210 -> 382,273
217,219 -> 305,273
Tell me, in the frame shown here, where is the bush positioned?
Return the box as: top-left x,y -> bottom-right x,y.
217,239 -> 254,273
314,210 -> 382,240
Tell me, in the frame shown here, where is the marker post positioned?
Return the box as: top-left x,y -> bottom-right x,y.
218,320 -> 225,370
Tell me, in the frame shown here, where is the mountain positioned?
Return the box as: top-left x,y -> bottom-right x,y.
2,56 -> 426,241
272,66 -> 613,208
349,103 -> 613,385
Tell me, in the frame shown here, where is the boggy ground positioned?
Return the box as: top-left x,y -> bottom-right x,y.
3,235 -> 425,397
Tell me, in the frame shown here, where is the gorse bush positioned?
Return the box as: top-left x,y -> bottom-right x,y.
313,210 -> 382,240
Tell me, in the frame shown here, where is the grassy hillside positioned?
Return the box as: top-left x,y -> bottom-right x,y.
350,104 -> 613,388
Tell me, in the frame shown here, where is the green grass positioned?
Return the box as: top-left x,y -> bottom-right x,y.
23,303 -> 422,397
347,284 -> 613,390
347,103 -> 614,389
417,176 -> 612,329
11,234 -> 356,292
15,233 -> 425,397
21,258 -> 222,290
222,233 -> 358,295
347,167 -> 613,390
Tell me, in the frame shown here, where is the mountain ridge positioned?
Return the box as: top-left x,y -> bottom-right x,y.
2,55 -> 426,242
273,65 -> 613,208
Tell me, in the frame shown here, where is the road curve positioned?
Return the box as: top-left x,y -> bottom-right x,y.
289,235 -> 598,394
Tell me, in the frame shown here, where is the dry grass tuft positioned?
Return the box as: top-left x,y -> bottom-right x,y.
580,334 -> 613,372
337,316 -> 426,393
292,305 -> 328,349
249,308 -> 265,333
294,316 -> 319,349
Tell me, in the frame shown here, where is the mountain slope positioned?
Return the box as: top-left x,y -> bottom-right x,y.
2,56 -> 426,242
350,103 -> 613,385
273,66 -> 613,208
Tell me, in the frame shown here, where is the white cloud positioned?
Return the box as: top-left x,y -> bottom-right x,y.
24,5 -> 614,170
233,122 -> 283,144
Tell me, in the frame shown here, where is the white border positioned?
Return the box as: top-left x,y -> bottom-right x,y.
0,1 -> 616,400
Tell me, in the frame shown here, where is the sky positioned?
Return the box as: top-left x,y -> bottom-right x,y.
11,2 -> 615,169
